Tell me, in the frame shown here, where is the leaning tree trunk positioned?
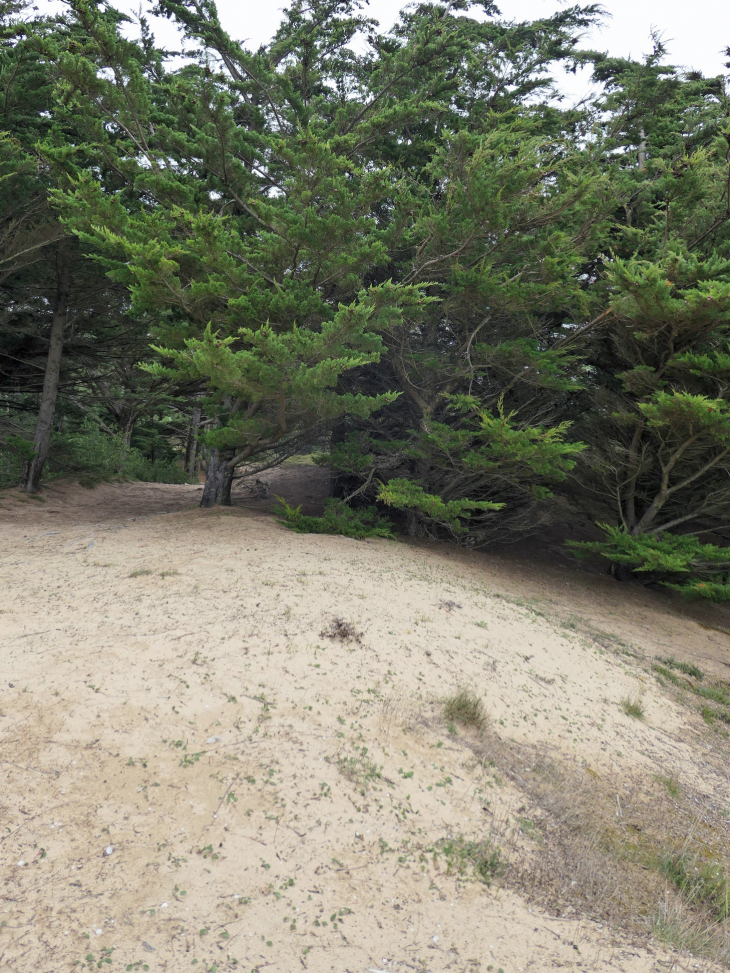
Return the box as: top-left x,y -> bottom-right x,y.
19,244 -> 71,493
200,447 -> 234,507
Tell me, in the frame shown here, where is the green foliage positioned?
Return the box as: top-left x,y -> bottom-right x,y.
620,696 -> 645,720
344,400 -> 584,542
573,66 -> 730,538
276,498 -> 394,540
379,478 -> 502,535
658,657 -> 704,681
4,0 -> 730,574
0,423 -> 189,488
569,526 -> 730,600
53,1 -> 437,492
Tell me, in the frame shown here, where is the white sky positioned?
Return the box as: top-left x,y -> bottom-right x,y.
38,0 -> 729,102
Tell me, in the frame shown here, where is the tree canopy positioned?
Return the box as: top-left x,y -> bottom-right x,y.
2,0 -> 729,596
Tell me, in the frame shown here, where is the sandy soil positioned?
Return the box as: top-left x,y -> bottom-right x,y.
1,476 -> 729,973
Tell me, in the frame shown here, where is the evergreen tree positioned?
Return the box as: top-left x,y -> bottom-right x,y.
54,0 -> 461,505
0,1 -> 147,491
571,50 -> 730,572
321,2 -> 611,541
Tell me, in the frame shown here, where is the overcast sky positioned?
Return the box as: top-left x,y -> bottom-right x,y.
40,0 -> 729,101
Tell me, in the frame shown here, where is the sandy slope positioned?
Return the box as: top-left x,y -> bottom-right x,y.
1,480 -> 729,973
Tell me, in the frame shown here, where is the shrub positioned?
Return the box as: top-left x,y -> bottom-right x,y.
568,526 -> 730,601
620,696 -> 645,719
443,689 -> 487,729
0,422 -> 190,488
276,498 -> 394,540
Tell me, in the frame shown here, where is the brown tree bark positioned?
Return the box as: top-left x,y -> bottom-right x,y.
199,447 -> 234,507
19,243 -> 71,493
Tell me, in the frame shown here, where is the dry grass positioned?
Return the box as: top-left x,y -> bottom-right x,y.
652,898 -> 730,964
463,731 -> 730,966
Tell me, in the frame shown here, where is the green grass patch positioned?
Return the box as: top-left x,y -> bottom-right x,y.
654,773 -> 681,799
695,684 -> 730,707
658,657 -> 704,681
659,853 -> 730,921
653,664 -> 682,686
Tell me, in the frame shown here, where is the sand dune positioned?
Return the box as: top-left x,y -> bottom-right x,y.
1,480 -> 728,972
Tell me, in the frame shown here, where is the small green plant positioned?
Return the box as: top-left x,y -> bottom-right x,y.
620,696 -> 645,719
435,836 -> 504,885
654,773 -> 681,799
78,948 -> 114,969
695,684 -> 730,707
128,569 -> 153,578
337,747 -> 382,791
276,498 -> 394,540
443,689 -> 487,730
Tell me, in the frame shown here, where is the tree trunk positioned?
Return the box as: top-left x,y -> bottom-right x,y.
122,413 -> 137,449
112,411 -> 138,474
19,244 -> 71,493
185,406 -> 202,477
611,563 -> 633,583
406,511 -> 425,537
200,447 -> 234,507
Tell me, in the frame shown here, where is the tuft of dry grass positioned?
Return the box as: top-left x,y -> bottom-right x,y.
443,689 -> 487,730
620,695 -> 645,719
652,897 -> 730,965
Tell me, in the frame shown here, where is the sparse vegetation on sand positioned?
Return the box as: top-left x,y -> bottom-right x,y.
443,689 -> 487,730
2,479 -> 730,971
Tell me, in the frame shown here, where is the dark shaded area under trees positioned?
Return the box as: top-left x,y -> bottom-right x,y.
1,0 -> 730,598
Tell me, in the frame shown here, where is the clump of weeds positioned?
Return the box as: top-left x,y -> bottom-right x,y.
433,836 -> 504,885
620,696 -> 645,720
444,689 -> 487,730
